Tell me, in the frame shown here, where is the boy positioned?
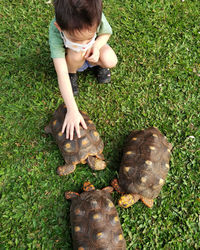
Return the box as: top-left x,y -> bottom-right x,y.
49,0 -> 117,140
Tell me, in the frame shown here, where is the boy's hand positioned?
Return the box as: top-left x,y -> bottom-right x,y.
85,46 -> 100,63
62,110 -> 87,140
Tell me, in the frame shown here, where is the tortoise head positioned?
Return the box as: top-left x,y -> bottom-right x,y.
83,182 -> 95,192
65,191 -> 80,200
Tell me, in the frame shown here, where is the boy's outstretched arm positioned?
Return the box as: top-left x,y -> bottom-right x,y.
53,58 -> 87,140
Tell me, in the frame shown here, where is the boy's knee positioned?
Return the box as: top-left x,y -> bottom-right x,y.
99,46 -> 118,68
102,53 -> 118,68
109,55 -> 118,68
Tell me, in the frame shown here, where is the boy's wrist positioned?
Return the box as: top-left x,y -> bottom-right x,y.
64,98 -> 79,113
67,106 -> 79,113
93,41 -> 102,50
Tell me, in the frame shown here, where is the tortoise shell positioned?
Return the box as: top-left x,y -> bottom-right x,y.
68,188 -> 126,250
119,127 -> 172,199
45,103 -> 106,175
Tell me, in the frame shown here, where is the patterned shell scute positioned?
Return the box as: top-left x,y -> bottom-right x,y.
119,127 -> 172,199
70,190 -> 126,250
48,104 -> 104,165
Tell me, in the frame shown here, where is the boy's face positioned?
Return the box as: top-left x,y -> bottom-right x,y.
64,27 -> 96,45
54,22 -> 96,45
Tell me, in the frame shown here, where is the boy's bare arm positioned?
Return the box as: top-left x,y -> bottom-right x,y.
93,34 -> 111,50
53,58 -> 87,140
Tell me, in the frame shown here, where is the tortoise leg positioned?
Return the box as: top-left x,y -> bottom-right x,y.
111,179 -> 124,194
118,194 -> 140,208
96,152 -> 105,160
140,196 -> 154,208
65,191 -> 79,200
102,186 -> 114,193
87,155 -> 106,170
44,124 -> 52,134
57,164 -> 76,176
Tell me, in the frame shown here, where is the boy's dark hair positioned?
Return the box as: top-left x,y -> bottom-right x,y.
54,0 -> 102,33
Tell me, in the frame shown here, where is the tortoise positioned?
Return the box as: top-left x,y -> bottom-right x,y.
65,182 -> 126,250
45,103 -> 106,176
112,127 -> 172,208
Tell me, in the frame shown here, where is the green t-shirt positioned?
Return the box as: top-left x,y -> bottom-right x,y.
49,13 -> 112,58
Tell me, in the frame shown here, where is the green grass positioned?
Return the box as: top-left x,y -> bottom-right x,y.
0,0 -> 199,249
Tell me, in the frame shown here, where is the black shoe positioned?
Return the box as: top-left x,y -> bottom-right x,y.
92,66 -> 111,83
69,73 -> 79,95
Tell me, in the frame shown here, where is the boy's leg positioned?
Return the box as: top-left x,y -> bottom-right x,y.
93,44 -> 118,83
66,49 -> 85,73
65,49 -> 85,95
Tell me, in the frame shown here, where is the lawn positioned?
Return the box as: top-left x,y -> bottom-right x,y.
0,0 -> 199,249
